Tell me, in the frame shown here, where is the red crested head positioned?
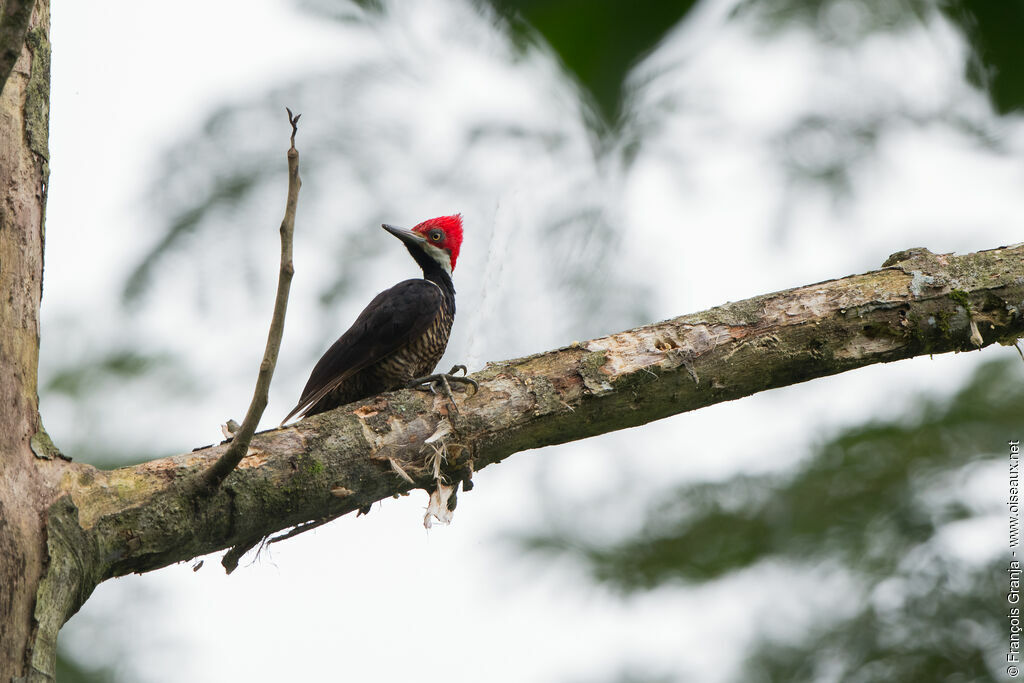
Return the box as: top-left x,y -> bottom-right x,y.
411,214 -> 463,271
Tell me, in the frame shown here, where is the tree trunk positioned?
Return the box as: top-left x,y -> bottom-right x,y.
0,0 -> 66,679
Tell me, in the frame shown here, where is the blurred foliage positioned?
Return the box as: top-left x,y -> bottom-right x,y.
488,0 -> 698,127
308,0 -> 700,127
493,0 -> 1024,130
527,358 -> 1019,588
491,0 -> 1024,129
519,357 -> 1021,680
123,170 -> 264,304
739,0 -> 1022,216
41,344 -> 196,468
298,0 -> 383,19
940,0 -> 1024,115
771,105 -> 1006,217
122,60 -> 651,348
124,0 -> 1024,311
571,669 -> 679,683
735,0 -> 1024,115
55,650 -> 115,683
44,349 -> 184,398
743,562 -> 1001,682
734,0 -> 935,39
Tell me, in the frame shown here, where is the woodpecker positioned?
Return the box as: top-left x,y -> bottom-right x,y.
281,214 -> 473,424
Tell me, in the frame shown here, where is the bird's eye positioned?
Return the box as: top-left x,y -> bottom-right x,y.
429,230 -> 442,242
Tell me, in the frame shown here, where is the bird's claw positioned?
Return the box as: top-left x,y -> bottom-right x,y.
408,366 -> 479,408
409,367 -> 478,395
444,365 -> 478,395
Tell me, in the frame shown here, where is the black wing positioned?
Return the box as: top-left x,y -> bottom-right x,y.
281,279 -> 443,424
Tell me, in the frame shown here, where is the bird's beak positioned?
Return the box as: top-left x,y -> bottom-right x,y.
382,223 -> 426,246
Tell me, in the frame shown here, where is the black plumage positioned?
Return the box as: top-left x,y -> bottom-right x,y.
282,216 -> 462,424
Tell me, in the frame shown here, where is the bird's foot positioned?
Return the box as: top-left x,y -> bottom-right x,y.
408,365 -> 479,408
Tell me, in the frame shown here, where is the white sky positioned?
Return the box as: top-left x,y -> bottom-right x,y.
44,0 -> 1023,681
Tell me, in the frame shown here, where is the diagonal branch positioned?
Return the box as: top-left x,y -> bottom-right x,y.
50,243 -> 1024,582
201,108 -> 301,489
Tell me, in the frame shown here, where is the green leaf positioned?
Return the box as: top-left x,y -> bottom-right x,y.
489,0 -> 698,127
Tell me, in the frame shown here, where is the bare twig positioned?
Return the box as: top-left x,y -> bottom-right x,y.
202,108 -> 301,490
0,0 -> 35,96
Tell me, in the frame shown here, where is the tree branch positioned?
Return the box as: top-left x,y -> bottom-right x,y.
0,0 -> 34,95
201,108 -> 301,490
50,243 -> 1024,582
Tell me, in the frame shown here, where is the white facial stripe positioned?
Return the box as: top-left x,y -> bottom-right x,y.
422,242 -> 452,275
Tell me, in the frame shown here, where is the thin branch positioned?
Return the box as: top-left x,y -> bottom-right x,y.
0,0 -> 34,95
202,109 -> 301,489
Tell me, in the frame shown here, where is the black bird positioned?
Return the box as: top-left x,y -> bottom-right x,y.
281,215 -> 470,424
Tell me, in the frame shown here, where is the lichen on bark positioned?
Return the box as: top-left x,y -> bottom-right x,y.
24,25 -> 49,166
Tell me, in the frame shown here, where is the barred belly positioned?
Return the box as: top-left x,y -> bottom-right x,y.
376,310 -> 451,381
315,301 -> 454,411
